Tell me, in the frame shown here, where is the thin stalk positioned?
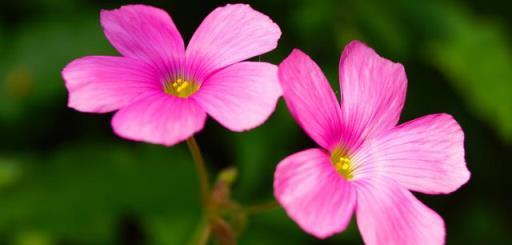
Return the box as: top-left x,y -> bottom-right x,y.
196,223 -> 211,245
189,218 -> 211,245
243,200 -> 280,215
186,136 -> 210,208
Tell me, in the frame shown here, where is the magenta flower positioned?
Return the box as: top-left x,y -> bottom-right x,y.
62,4 -> 282,146
274,41 -> 470,243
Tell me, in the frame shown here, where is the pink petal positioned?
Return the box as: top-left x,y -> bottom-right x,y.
194,62 -> 281,131
354,113 -> 470,194
112,93 -> 206,146
278,49 -> 343,150
185,4 -> 281,82
274,148 -> 356,239
355,177 -> 445,245
62,56 -> 160,113
101,5 -> 185,74
339,41 -> 407,150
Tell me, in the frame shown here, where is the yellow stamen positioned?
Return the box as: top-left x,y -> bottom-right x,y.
164,78 -> 199,98
331,151 -> 353,180
176,81 -> 189,92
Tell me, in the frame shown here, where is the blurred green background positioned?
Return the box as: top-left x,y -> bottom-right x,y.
1,0 -> 511,244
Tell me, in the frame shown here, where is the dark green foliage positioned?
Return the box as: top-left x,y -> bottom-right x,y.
0,0 -> 510,244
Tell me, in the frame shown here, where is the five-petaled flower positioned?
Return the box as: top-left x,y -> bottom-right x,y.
62,4 -> 282,146
274,41 -> 470,244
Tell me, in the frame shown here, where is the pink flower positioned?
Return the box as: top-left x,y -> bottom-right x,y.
62,4 -> 282,146
274,41 -> 470,244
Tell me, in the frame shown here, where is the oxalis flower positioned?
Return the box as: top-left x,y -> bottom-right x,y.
274,41 -> 470,244
62,4 -> 282,146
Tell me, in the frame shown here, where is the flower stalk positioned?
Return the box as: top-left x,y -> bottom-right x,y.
185,137 -> 282,244
186,136 -> 210,208
242,200 -> 280,215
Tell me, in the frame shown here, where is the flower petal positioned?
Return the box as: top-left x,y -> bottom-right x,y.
194,62 -> 281,131
274,148 -> 356,239
62,56 -> 160,113
354,113 -> 470,194
355,177 -> 445,245
338,41 -> 407,150
279,49 -> 343,150
112,93 -> 206,146
186,4 -> 281,81
101,4 -> 185,73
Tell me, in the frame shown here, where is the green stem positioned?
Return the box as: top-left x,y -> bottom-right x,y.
197,223 -> 211,245
186,136 -> 210,208
189,218 -> 211,245
243,200 -> 280,215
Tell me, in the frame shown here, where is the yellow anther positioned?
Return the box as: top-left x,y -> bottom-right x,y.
331,153 -> 353,180
163,78 -> 199,98
176,81 -> 189,92
338,156 -> 349,163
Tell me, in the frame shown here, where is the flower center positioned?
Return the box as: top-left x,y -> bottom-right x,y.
163,78 -> 199,98
331,151 -> 353,180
